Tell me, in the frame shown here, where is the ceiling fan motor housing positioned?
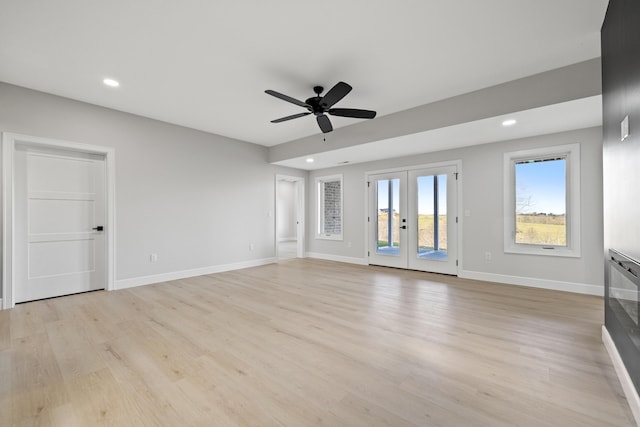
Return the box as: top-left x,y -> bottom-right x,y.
305,96 -> 325,115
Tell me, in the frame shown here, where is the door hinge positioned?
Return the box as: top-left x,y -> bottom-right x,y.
368,216 -> 370,222
455,172 -> 459,180
456,260 -> 458,266
456,216 -> 458,223
368,251 -> 370,257
367,181 -> 370,187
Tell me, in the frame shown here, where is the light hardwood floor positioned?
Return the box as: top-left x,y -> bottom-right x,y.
0,259 -> 635,426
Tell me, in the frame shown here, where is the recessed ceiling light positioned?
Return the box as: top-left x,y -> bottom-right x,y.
502,119 -> 517,127
306,158 -> 314,163
103,78 -> 120,87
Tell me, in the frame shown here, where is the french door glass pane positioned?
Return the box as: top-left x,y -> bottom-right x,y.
417,174 -> 447,260
376,179 -> 400,255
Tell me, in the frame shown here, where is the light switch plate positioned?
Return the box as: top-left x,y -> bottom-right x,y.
621,115 -> 629,142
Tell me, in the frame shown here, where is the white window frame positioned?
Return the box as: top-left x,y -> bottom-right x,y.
503,143 -> 581,258
316,174 -> 343,240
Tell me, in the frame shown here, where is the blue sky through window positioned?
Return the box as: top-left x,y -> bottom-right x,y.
377,179 -> 400,213
377,175 -> 447,215
417,175 -> 446,215
515,158 -> 566,215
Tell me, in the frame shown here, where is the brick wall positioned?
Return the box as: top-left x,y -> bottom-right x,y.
323,181 -> 342,234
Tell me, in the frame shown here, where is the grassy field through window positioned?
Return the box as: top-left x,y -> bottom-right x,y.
377,212 -> 447,250
515,214 -> 566,246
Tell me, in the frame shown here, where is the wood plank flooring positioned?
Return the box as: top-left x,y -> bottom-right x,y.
0,259 -> 635,426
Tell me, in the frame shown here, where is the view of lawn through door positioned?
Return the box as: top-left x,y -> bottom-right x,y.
376,174 -> 449,260
376,178 -> 400,255
369,165 -> 457,275
417,174 -> 448,260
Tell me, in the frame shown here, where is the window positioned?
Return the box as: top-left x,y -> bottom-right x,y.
504,144 -> 580,257
316,174 -> 343,240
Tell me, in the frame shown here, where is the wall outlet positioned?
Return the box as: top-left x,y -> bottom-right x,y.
484,251 -> 492,261
150,253 -> 158,262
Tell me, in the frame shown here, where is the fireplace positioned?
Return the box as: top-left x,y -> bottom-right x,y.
606,249 -> 640,394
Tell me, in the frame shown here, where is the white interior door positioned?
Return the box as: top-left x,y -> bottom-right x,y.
368,166 -> 458,274
368,172 -> 408,268
15,146 -> 106,303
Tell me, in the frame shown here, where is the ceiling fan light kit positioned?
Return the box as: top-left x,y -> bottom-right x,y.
265,81 -> 376,134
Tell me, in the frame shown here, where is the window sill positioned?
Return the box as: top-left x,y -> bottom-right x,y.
316,234 -> 343,241
504,244 -> 580,258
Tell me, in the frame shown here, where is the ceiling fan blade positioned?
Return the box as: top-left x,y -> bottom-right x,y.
270,112 -> 311,123
320,81 -> 352,108
265,90 -> 309,108
317,114 -> 333,133
328,108 -> 377,119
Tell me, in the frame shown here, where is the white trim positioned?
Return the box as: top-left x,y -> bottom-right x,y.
456,161 -> 464,273
602,325 -> 640,426
115,257 -> 276,290
306,252 -> 367,266
365,160 -> 462,176
363,177 -> 370,261
459,269 -> 603,296
2,132 -> 116,310
503,143 -> 581,258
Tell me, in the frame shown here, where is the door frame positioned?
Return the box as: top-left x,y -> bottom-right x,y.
2,133 -> 116,309
364,160 -> 463,274
275,174 -> 305,259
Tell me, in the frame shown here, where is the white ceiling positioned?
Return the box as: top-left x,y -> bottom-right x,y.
0,0 -> 608,150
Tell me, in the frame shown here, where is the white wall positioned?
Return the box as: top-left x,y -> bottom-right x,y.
307,127 -> 605,294
277,180 -> 297,241
0,82 -> 305,294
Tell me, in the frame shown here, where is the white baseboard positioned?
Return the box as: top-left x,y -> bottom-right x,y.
306,252 -> 368,266
301,259 -> 603,296
459,269 -> 603,296
114,257 -> 277,290
602,326 -> 640,426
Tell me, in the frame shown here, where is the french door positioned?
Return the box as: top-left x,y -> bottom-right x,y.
368,165 -> 458,275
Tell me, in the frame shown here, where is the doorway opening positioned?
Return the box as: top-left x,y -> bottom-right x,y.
275,175 -> 305,260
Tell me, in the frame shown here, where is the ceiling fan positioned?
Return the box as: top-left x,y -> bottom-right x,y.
265,81 -> 376,134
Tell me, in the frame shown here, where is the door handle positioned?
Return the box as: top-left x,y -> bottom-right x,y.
400,225 -> 407,229
92,226 -> 104,231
